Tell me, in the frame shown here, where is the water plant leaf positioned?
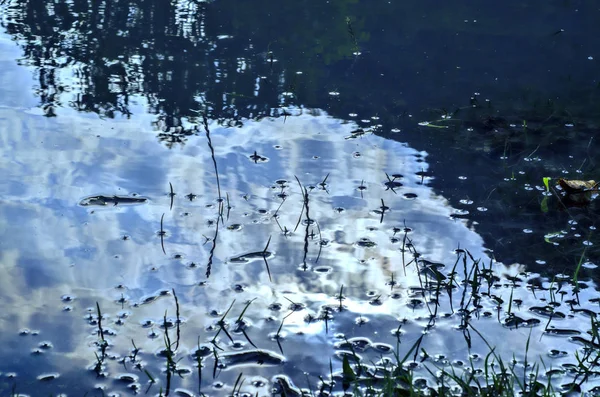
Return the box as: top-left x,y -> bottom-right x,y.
417,121 -> 448,129
543,177 -> 551,192
341,355 -> 355,391
540,196 -> 549,213
544,231 -> 562,244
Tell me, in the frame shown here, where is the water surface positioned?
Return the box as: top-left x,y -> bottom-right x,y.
1,1 -> 600,395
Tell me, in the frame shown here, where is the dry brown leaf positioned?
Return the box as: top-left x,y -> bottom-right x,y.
558,178 -> 598,194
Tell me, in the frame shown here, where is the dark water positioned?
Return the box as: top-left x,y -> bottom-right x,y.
1,1 -> 600,396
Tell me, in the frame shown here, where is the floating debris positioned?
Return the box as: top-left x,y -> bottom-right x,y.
529,306 -> 566,318
545,327 -> 581,336
37,373 -> 60,381
249,150 -> 269,163
229,251 -> 274,264
355,238 -> 376,248
502,315 -> 541,329
79,195 -> 148,206
557,178 -> 599,205
220,349 -> 285,368
345,128 -> 367,140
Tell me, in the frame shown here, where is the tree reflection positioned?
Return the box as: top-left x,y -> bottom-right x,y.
0,0 -> 366,144
2,0 -> 599,149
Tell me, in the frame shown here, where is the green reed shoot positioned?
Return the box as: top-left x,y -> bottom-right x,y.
168,182 -> 175,210
507,287 -> 514,317
202,114 -> 222,202
345,17 -> 359,55
572,246 -> 588,289
263,235 -> 273,282
159,213 -> 166,255
319,172 -> 330,193
196,337 -> 204,396
162,311 -> 176,396
211,300 -> 235,348
232,372 -> 244,395
337,285 -> 344,311
144,368 -> 156,384
212,346 -> 220,379
341,355 -> 356,392
236,299 -> 257,348
93,302 -> 108,376
293,175 -> 307,232
226,192 -> 231,220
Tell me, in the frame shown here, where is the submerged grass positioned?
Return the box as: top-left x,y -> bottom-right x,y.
330,326 -> 561,397
70,162 -> 598,397
79,245 -> 599,397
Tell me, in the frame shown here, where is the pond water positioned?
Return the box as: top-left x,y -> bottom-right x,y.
1,1 -> 600,396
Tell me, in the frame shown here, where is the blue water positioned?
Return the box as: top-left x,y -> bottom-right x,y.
1,1 -> 600,395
